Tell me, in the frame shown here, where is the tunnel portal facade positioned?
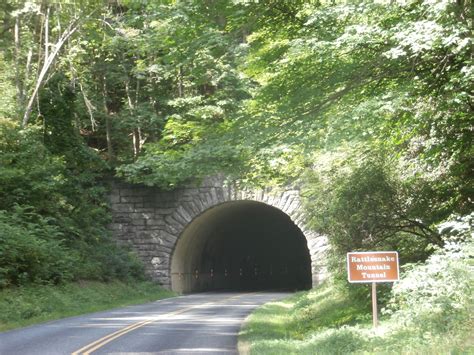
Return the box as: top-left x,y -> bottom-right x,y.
109,177 -> 328,292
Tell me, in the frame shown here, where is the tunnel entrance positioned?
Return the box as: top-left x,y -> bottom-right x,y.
170,201 -> 312,293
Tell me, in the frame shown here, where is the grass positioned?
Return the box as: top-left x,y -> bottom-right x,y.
0,280 -> 176,332
239,282 -> 371,355
239,281 -> 473,354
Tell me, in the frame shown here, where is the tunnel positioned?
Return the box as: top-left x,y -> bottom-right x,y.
170,201 -> 312,293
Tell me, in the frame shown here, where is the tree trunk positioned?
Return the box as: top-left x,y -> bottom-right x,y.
44,6 -> 49,61
14,16 -> 23,108
23,48 -> 33,96
133,128 -> 141,160
22,17 -> 79,127
125,79 -> 143,160
105,115 -> 115,163
178,66 -> 184,98
102,79 -> 115,163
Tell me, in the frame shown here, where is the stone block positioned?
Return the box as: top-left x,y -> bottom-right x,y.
176,206 -> 192,223
266,194 -> 275,206
155,208 -> 177,215
193,198 -> 204,214
182,201 -> 200,216
224,186 -> 232,201
134,207 -> 155,213
165,215 -> 184,229
131,218 -> 146,226
146,219 -> 166,227
286,200 -> 301,214
216,188 -> 225,203
109,194 -> 121,204
119,189 -> 138,197
130,212 -> 153,220
160,200 -> 179,208
198,194 -> 210,209
109,223 -> 123,231
120,196 -> 144,203
165,223 -> 180,235
160,231 -> 176,244
208,188 -> 217,204
112,215 -> 132,224
111,204 -> 135,213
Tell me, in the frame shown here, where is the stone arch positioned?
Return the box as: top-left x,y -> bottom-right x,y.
109,177 -> 328,290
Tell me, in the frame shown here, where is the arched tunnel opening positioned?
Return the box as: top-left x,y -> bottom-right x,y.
170,201 -> 312,293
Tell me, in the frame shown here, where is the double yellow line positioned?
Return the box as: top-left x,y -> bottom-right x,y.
72,292 -> 257,355
71,318 -> 154,355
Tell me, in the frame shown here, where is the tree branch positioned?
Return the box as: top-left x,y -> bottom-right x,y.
22,17 -> 80,127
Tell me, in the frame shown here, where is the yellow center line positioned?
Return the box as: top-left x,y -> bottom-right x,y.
71,292 -> 259,355
70,320 -> 149,355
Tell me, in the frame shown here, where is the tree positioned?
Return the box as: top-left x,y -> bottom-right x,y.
302,150 -> 442,263
116,0 -> 252,186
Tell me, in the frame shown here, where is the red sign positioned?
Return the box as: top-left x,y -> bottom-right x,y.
347,251 -> 399,283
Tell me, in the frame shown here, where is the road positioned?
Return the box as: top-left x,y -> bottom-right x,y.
0,291 -> 290,355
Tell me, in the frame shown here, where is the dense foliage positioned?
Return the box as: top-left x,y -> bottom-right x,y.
238,0 -> 472,261
0,0 -> 471,288
0,119 -> 144,287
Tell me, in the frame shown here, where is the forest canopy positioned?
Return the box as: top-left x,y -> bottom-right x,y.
0,0 -> 472,285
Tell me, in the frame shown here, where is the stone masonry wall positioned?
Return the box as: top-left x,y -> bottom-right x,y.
109,176 -> 329,289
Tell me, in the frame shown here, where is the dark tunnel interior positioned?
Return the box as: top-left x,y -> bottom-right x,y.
170,201 -> 312,293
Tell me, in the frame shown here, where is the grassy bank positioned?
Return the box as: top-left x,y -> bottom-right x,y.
0,280 -> 175,332
240,284 -> 472,354
240,239 -> 473,354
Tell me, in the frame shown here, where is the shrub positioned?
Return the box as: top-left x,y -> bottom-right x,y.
0,207 -> 78,287
302,149 -> 442,270
0,120 -> 148,287
383,213 -> 473,334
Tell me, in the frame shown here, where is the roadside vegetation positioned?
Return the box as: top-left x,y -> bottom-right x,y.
0,280 -> 175,332
240,219 -> 473,354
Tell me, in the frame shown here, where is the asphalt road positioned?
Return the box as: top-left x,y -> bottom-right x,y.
0,291 -> 290,355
